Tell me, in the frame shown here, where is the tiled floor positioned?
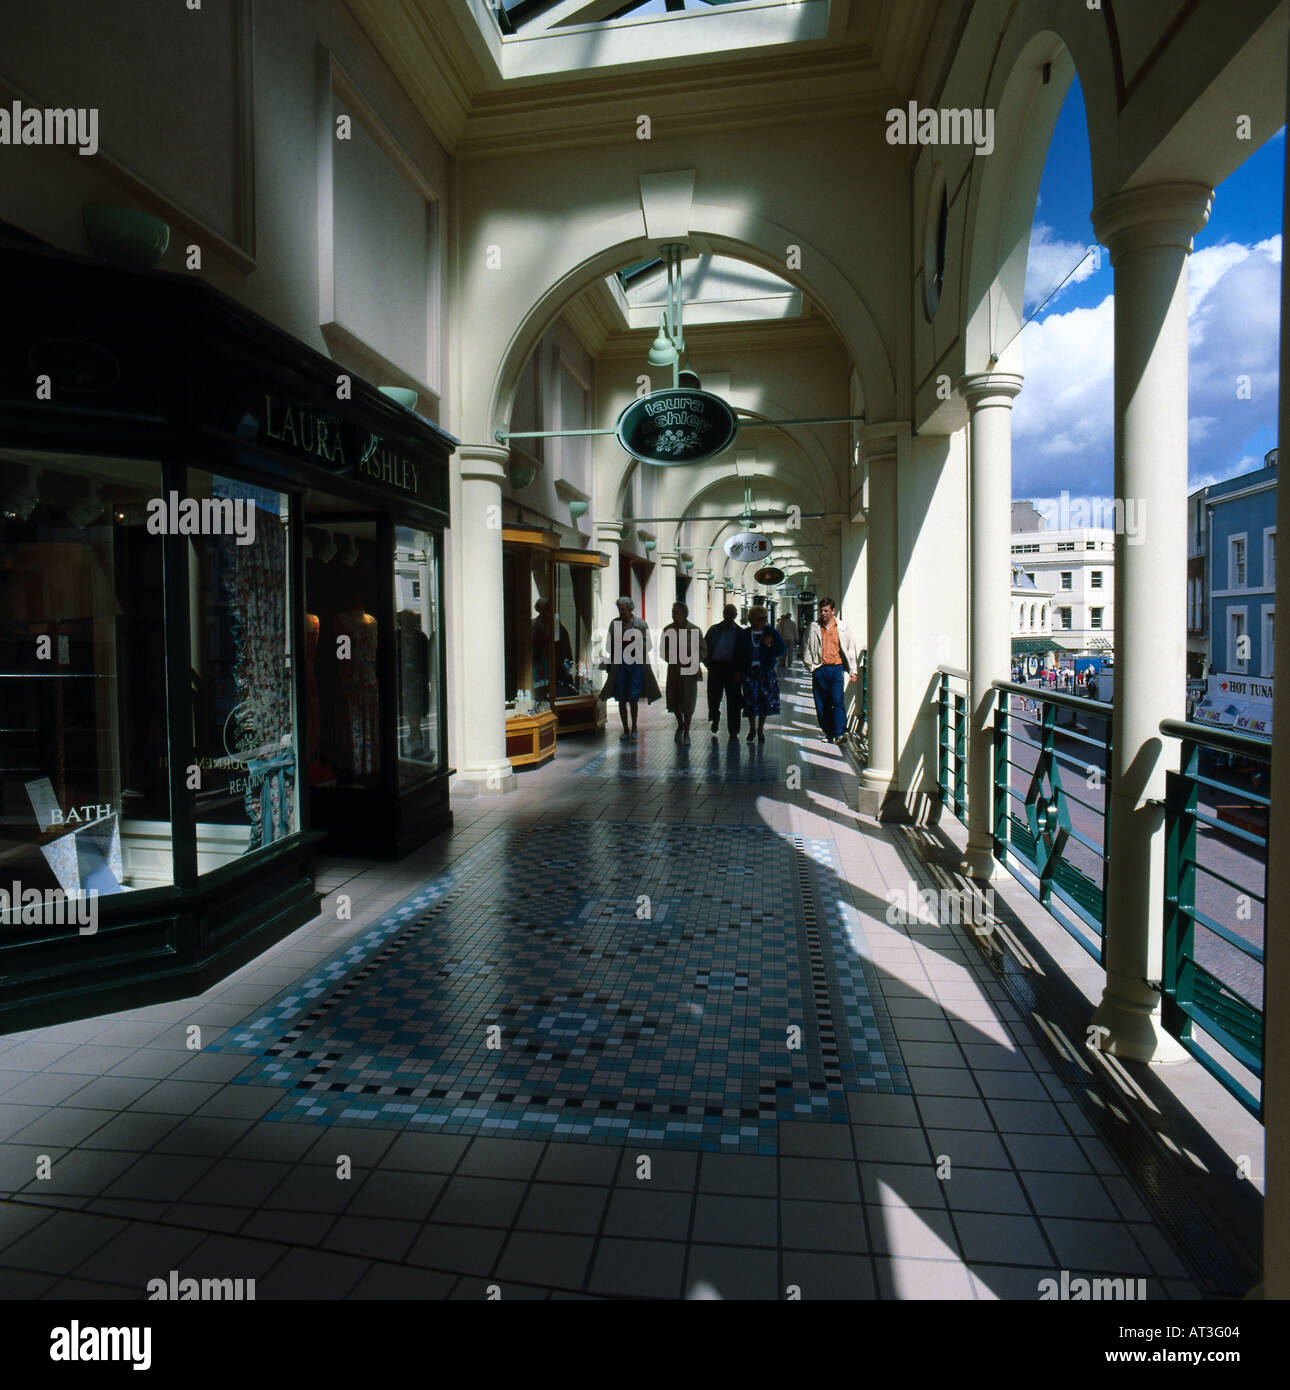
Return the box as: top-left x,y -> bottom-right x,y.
0,672 -> 1248,1298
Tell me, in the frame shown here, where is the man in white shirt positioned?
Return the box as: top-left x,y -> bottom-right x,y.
803,598 -> 861,743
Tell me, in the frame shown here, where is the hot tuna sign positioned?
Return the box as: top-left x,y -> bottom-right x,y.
724,532 -> 772,562
616,388 -> 739,466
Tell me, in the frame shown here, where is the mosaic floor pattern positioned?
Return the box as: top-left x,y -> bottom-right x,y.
209,820 -> 908,1153
577,732 -> 806,783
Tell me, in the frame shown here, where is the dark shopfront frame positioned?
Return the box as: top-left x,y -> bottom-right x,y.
0,243 -> 455,1031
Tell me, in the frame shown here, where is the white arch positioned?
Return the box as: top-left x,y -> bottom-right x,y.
474,204 -> 897,440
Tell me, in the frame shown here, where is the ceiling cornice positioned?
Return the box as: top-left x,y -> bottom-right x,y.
591,316 -> 846,361
345,0 -> 943,159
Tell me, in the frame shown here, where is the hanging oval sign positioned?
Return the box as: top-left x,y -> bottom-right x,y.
615,388 -> 739,466
724,531 -> 772,562
754,566 -> 785,586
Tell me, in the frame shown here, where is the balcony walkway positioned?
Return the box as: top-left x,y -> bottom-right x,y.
0,671 -> 1261,1298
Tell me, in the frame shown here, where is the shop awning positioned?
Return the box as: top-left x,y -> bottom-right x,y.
1012,637 -> 1071,655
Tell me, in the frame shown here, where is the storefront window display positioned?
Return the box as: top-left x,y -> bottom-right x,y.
503,536 -> 555,715
188,471 -> 298,874
0,452 -> 172,897
554,558 -> 596,698
395,526 -> 441,786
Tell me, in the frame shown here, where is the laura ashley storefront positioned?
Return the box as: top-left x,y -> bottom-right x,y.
0,240 -> 455,1031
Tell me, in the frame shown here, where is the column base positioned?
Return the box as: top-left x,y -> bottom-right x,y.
856,770 -> 912,822
959,840 -> 1008,881
451,763 -> 517,796
1090,974 -> 1190,1064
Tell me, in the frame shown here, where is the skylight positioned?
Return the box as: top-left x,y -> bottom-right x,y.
477,0 -> 829,79
608,254 -> 802,329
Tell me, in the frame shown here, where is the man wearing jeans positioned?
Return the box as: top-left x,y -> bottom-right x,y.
803,598 -> 860,743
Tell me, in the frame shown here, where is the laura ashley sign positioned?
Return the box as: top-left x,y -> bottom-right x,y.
261,394 -> 419,493
616,388 -> 739,466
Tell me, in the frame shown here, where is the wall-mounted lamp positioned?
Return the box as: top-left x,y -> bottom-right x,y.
568,499 -> 589,520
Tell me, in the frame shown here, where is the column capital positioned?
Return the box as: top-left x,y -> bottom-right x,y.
657,550 -> 680,568
594,519 -> 623,545
456,444 -> 511,483
859,420 -> 910,466
1091,182 -> 1212,262
958,372 -> 1024,409
693,569 -> 713,582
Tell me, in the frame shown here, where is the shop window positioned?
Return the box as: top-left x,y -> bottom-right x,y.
0,453 -> 172,898
554,559 -> 598,698
503,539 -> 553,714
395,527 -> 442,786
188,472 -> 299,873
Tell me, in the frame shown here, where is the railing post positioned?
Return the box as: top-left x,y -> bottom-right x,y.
993,691 -> 1008,863
953,691 -> 966,819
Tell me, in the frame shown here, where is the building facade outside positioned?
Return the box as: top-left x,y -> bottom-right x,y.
1011,502 -> 1115,657
1208,450 -> 1278,682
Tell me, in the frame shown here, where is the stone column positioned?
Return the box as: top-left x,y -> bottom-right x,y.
656,550 -> 679,677
1090,182 -> 1212,1061
692,570 -> 712,630
593,519 -> 622,667
858,424 -> 905,818
455,445 -> 515,790
959,373 -> 1024,877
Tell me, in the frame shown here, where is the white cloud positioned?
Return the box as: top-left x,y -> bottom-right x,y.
1011,236 -> 1280,499
1024,222 -> 1100,311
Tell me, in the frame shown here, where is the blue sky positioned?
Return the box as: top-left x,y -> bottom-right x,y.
1011,79 -> 1283,505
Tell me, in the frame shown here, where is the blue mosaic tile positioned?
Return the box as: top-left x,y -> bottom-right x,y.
209,822 -> 909,1153
577,734 -> 803,783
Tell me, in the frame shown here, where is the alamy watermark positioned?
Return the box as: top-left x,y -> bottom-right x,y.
886,101 -> 994,156
145,492 -> 256,545
1038,1270 -> 1147,1300
1034,492 -> 1146,544
146,1270 -> 256,1300
0,882 -> 99,935
884,880 -> 995,933
0,100 -> 99,156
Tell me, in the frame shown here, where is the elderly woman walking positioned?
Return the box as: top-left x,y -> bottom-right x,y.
734,604 -> 786,742
660,601 -> 707,745
599,596 -> 661,741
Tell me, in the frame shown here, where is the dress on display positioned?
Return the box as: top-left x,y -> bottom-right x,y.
335,608 -> 379,779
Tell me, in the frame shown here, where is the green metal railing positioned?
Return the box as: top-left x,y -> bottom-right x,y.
929,671 -> 1271,1118
1161,718 -> 1268,1119
992,680 -> 1113,962
935,667 -> 969,826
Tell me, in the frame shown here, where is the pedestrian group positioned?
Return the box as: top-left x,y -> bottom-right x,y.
598,595 -> 861,747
